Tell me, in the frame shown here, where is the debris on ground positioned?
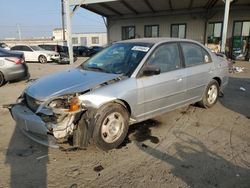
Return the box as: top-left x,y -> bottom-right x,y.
232,66 -> 245,73
25,78 -> 37,83
240,87 -> 246,91
66,166 -> 81,177
36,155 -> 49,161
93,165 -> 104,172
59,146 -> 79,152
69,183 -> 78,188
141,143 -> 148,148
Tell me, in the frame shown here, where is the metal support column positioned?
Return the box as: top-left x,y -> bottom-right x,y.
61,0 -> 66,41
65,0 -> 74,64
221,0 -> 233,53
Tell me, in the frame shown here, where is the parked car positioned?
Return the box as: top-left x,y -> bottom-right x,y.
73,46 -> 89,57
38,44 -> 77,64
87,46 -> 104,56
0,42 -> 10,50
9,38 -> 228,150
0,48 -> 29,86
11,45 -> 60,63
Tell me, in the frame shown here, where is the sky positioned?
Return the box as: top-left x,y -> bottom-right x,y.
0,0 -> 106,39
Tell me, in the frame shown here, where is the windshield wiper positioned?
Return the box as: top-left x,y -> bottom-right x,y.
85,66 -> 106,72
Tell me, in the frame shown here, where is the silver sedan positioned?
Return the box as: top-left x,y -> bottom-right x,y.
9,38 -> 228,150
0,48 -> 29,86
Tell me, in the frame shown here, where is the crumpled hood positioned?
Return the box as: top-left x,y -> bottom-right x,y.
25,68 -> 123,101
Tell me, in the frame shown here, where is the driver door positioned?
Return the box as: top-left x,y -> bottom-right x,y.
137,42 -> 187,119
21,46 -> 34,62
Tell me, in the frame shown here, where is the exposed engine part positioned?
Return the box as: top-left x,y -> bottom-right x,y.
47,115 -> 75,139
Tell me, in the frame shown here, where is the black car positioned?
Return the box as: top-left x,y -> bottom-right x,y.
87,46 -> 104,57
38,44 -> 77,64
0,42 -> 10,50
0,48 -> 29,86
73,46 -> 89,57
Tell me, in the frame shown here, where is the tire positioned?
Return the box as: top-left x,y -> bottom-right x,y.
0,71 -> 5,87
93,103 -> 129,151
82,52 -> 87,57
198,79 -> 219,108
73,114 -> 89,149
38,55 -> 47,64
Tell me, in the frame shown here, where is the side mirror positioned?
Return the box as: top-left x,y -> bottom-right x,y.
142,65 -> 161,76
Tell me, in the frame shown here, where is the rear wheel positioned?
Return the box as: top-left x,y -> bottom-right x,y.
93,103 -> 129,151
38,55 -> 47,64
0,72 -> 5,87
198,79 -> 219,108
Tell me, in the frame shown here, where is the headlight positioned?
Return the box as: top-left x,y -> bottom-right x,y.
48,96 -> 82,113
66,97 -> 81,112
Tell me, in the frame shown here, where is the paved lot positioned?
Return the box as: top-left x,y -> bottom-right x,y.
0,59 -> 250,188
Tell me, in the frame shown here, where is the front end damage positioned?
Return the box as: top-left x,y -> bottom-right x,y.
7,72 -> 126,149
10,93 -> 88,148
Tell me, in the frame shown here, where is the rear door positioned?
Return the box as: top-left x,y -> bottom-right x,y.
180,42 -> 214,102
137,42 -> 187,119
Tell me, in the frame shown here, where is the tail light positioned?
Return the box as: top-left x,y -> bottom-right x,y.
5,57 -> 24,64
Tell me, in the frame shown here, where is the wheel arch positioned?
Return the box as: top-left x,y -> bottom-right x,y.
212,77 -> 221,87
113,99 -> 132,116
95,99 -> 132,117
38,54 -> 47,60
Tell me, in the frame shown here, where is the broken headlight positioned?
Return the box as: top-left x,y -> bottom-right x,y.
48,95 -> 83,114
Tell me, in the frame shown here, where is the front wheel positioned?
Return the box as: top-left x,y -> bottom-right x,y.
198,79 -> 219,108
93,103 -> 129,151
38,55 -> 47,64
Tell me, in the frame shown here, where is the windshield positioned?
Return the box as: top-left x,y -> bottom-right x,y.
30,46 -> 44,51
81,42 -> 153,76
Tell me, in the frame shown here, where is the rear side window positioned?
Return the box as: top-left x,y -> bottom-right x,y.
181,43 -> 204,67
40,45 -> 54,51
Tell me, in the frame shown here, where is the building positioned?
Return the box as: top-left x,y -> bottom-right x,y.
52,28 -> 107,47
69,0 -> 250,59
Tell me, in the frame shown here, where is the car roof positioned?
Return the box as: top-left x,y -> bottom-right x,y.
118,37 -> 200,45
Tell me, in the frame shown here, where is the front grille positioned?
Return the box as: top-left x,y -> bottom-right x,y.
25,94 -> 42,112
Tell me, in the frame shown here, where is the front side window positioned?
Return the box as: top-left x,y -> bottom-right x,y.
181,43 -> 204,67
145,25 -> 159,37
171,24 -> 186,38
122,26 -> 135,40
81,42 -> 153,76
146,43 -> 181,73
30,46 -> 43,51
207,22 -> 222,44
43,45 -> 55,51
22,46 -> 33,51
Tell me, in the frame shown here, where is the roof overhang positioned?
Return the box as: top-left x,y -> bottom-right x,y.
70,0 -> 250,18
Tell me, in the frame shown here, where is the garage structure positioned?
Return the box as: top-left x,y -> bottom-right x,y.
65,0 -> 250,64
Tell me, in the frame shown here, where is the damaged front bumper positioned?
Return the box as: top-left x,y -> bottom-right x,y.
10,103 -> 81,149
11,104 -> 59,148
